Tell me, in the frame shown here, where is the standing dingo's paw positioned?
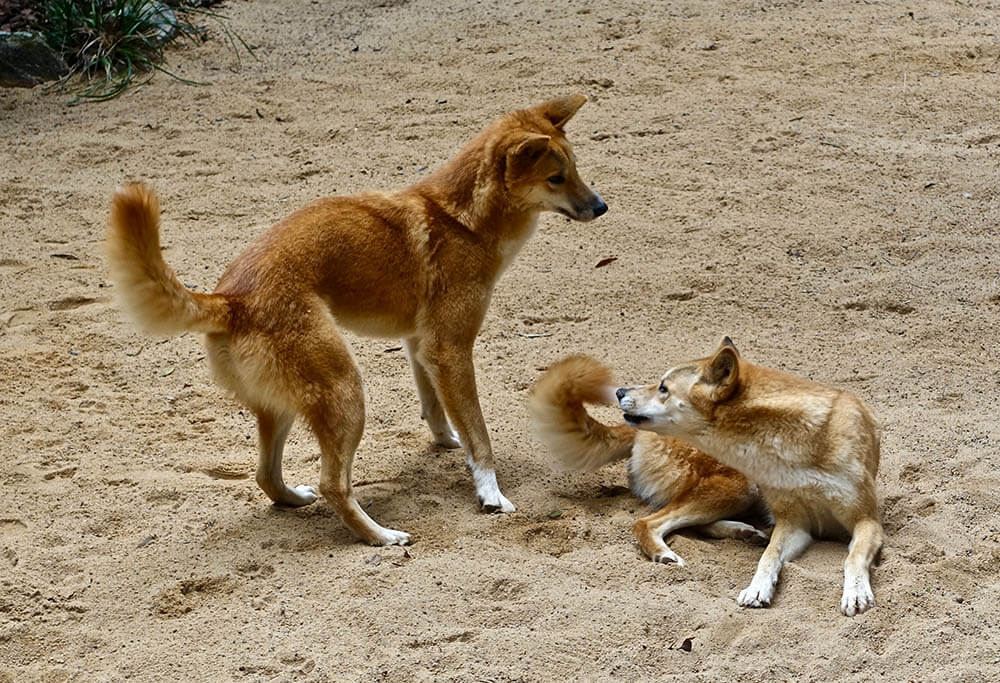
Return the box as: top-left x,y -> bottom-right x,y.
432,427 -> 462,449
478,491 -> 516,513
369,528 -> 411,546
272,484 -> 318,508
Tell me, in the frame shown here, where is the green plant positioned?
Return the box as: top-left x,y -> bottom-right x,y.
41,0 -> 251,103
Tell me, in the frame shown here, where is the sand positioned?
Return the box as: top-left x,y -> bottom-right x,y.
2,0 -> 999,679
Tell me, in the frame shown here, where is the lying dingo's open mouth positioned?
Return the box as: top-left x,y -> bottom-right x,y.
623,413 -> 649,425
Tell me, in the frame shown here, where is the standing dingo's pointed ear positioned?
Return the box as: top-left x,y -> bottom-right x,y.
704,343 -> 740,401
510,133 -> 551,166
534,94 -> 587,130
719,335 -> 739,354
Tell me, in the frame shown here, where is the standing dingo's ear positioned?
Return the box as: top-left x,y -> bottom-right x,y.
510,133 -> 551,166
719,335 -> 739,354
534,94 -> 587,130
704,343 -> 740,401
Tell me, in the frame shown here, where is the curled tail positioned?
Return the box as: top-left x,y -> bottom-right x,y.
106,182 -> 230,336
528,354 -> 635,471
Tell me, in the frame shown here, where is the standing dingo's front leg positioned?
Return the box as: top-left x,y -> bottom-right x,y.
415,339 -> 515,513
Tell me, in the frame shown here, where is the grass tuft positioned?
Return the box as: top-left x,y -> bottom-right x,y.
41,0 -> 251,104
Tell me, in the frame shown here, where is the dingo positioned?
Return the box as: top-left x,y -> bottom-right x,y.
529,355 -> 768,567
615,337 -> 883,616
107,95 -> 607,547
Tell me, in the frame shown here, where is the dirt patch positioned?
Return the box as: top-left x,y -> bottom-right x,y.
2,0 -> 999,680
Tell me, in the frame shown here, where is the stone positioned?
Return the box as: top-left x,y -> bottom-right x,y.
0,31 -> 69,88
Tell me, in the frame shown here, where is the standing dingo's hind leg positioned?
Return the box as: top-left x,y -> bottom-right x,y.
304,352 -> 411,546
267,308 -> 411,546
404,337 -> 461,449
255,410 -> 317,507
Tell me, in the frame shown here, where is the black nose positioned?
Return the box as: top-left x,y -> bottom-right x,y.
615,387 -> 627,400
593,199 -> 608,217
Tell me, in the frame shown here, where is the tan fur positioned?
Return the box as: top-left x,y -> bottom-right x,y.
106,187 -> 230,336
617,337 -> 884,615
528,355 -> 767,566
106,96 -> 607,547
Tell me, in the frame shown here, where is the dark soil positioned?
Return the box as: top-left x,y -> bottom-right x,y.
0,0 -> 39,32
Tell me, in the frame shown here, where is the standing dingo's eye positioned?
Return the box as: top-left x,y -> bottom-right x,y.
548,174 -> 565,185
658,384 -> 668,395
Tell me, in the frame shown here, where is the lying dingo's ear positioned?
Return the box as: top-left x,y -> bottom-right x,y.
534,94 -> 587,130
704,342 -> 740,401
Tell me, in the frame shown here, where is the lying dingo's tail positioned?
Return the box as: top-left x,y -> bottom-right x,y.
528,354 -> 635,471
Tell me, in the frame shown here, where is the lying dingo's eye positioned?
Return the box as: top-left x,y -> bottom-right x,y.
658,384 -> 668,395
548,174 -> 565,185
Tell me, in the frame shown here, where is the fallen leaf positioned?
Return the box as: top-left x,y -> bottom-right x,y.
595,257 -> 618,268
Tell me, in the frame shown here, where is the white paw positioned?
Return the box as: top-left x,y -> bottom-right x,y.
432,427 -> 462,449
293,484 -> 318,503
730,524 -> 771,547
370,528 -> 411,546
841,580 -> 875,616
273,484 -> 317,507
468,460 -> 515,512
651,549 -> 686,567
737,580 -> 774,608
479,491 -> 516,513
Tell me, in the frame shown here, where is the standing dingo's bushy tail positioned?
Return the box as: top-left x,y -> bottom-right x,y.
107,182 -> 231,336
528,355 -> 635,471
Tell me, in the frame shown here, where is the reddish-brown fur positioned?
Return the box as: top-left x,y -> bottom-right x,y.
106,96 -> 607,547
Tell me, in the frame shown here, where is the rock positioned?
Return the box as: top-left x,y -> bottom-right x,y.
0,31 -> 69,88
145,2 -> 178,45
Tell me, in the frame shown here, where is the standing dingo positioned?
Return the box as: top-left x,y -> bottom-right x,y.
107,95 -> 607,546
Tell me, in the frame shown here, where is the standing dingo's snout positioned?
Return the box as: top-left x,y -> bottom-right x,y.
552,178 -> 607,222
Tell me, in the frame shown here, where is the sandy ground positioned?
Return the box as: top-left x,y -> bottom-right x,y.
2,0 -> 999,679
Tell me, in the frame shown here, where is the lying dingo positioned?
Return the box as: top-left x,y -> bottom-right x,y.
529,354 -> 769,567
615,338 -> 884,616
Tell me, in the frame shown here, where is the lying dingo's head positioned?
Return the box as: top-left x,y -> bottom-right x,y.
503,95 -> 608,221
615,337 -> 741,437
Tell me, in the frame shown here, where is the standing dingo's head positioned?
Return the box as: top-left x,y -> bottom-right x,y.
615,337 -> 741,436
502,95 -> 608,221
